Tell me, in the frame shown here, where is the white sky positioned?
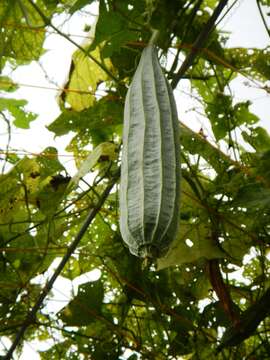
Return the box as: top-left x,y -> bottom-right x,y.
1,0 -> 270,358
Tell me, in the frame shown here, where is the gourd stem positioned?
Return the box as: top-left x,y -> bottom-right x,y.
149,29 -> 159,46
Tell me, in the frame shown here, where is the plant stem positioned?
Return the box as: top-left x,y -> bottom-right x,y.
171,0 -> 229,89
149,29 -> 160,46
3,169 -> 120,360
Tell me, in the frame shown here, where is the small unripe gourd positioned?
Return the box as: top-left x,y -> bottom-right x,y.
119,43 -> 180,258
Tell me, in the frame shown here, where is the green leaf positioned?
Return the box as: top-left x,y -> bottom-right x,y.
0,98 -> 37,128
0,150 -> 67,221
37,147 -> 65,174
233,102 -> 259,126
59,280 -> 104,326
111,47 -> 138,80
101,30 -> 137,59
39,340 -> 72,360
190,272 -> 212,300
48,95 -> 123,165
180,123 -> 232,173
0,76 -> 18,92
225,47 -> 270,81
48,95 -> 123,141
157,225 -> 225,270
204,97 -> 258,141
206,93 -> 232,140
242,126 -> 270,152
127,355 -> 138,360
90,0 -> 144,58
234,183 -> 270,209
157,179 -> 225,270
61,257 -> 82,280
255,150 -> 270,182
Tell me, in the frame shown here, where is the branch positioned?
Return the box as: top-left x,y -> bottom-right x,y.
207,259 -> 240,325
218,287 -> 270,350
26,0 -> 119,83
169,0 -> 204,75
3,169 -> 120,360
256,0 -> 270,39
0,111 -> 11,174
171,0 -> 229,89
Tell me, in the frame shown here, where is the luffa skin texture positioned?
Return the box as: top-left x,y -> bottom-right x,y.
120,45 -> 180,258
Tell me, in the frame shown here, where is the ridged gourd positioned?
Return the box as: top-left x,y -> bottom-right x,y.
119,43 -> 180,258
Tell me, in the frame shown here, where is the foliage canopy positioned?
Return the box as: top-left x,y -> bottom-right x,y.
0,0 -> 270,359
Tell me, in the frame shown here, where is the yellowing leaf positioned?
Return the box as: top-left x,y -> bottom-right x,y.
67,142 -> 117,192
0,1 -> 46,62
63,47 -> 112,111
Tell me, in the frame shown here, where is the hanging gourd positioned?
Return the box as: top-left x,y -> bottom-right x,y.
119,32 -> 180,258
